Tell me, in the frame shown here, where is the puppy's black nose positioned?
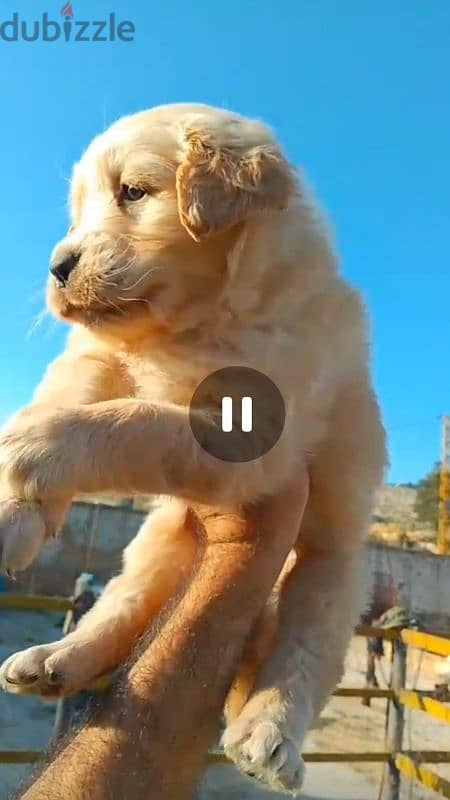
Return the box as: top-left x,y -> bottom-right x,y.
50,252 -> 80,287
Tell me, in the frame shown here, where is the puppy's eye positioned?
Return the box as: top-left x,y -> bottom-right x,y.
120,184 -> 146,202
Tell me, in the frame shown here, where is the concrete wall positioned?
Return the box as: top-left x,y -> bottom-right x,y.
14,502 -> 146,596
8,502 -> 450,632
367,542 -> 450,633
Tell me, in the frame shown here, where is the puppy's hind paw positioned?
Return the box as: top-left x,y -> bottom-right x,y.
222,718 -> 305,795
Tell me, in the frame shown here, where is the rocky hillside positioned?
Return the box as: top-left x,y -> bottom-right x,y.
374,484 -> 417,523
371,484 -> 437,551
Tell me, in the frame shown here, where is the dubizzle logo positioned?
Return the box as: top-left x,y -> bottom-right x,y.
0,3 -> 136,42
61,2 -> 74,19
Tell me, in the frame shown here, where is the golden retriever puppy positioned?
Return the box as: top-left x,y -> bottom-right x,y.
0,103 -> 386,793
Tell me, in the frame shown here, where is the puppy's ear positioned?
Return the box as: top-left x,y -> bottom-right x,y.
176,118 -> 296,241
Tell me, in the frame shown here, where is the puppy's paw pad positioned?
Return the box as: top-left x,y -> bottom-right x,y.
222,719 -> 304,794
0,644 -> 66,696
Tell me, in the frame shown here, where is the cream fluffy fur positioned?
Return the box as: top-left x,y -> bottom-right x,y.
0,104 -> 386,793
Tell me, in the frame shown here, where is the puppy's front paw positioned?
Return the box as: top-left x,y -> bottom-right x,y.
0,497 -> 69,577
0,638 -> 102,697
0,499 -> 47,576
0,643 -> 63,696
222,717 -> 305,795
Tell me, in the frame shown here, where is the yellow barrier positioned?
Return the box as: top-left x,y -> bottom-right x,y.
402,629 -> 450,657
399,690 -> 450,725
396,755 -> 450,800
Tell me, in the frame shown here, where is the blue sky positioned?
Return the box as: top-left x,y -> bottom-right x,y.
0,0 -> 448,484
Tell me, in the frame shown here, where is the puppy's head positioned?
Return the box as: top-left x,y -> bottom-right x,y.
48,103 -> 296,337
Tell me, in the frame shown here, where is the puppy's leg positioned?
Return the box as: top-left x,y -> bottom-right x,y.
0,397 -> 295,578
223,543 -> 363,793
0,486 -> 307,698
0,501 -> 198,695
0,347 -> 131,575
224,552 -> 295,721
223,385 -> 387,793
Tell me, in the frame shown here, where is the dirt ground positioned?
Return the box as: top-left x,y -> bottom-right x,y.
1,612 -> 448,800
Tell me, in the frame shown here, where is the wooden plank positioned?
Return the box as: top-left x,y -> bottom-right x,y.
401,752 -> 450,764
0,751 -> 42,764
209,751 -> 450,766
208,751 -> 392,765
399,690 -> 450,726
2,751 -> 390,766
396,755 -> 450,799
0,594 -> 73,613
2,749 -> 449,766
335,687 -> 393,699
356,623 -> 399,641
84,678 -> 395,696
402,630 -> 450,657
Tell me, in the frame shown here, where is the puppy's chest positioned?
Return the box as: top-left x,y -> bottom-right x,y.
124,352 -> 216,406
122,330 -> 333,423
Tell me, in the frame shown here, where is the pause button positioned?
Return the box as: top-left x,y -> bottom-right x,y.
221,396 -> 253,432
189,367 -> 285,462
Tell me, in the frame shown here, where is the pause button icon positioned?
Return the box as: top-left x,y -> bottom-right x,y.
190,367 -> 285,462
221,396 -> 253,433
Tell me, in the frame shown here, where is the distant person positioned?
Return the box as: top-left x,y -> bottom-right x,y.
361,606 -> 418,707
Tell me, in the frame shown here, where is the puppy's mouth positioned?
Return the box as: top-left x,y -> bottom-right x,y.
54,297 -> 150,325
47,283 -> 164,329
59,302 -> 124,323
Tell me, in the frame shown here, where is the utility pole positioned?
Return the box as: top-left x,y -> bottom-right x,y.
438,415 -> 450,555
